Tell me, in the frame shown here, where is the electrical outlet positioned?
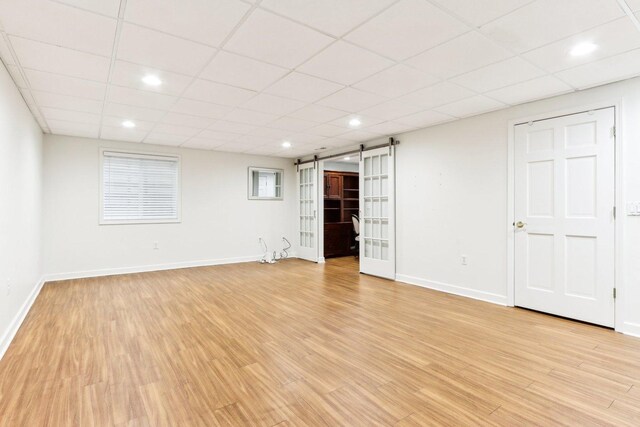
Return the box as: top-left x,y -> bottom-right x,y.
461,255 -> 468,266
627,201 -> 640,216
153,241 -> 159,250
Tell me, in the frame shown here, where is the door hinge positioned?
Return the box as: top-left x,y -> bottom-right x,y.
611,126 -> 616,138
613,288 -> 617,299
613,206 -> 616,219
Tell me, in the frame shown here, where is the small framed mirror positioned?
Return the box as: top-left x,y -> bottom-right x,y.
248,167 -> 283,200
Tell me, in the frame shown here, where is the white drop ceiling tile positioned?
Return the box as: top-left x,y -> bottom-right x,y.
125,0 -> 250,47
0,36 -> 15,65
19,88 -> 37,107
117,24 -> 217,76
40,107 -> 101,125
264,72 -> 344,103
247,126 -> 290,140
225,9 -> 334,68
152,123 -> 202,138
353,64 -> 439,98
394,110 -> 455,127
288,104 -> 348,123
100,126 -> 148,143
104,103 -> 167,122
31,90 -> 104,114
242,93 -> 306,116
183,79 -> 256,106
247,145 -> 282,156
297,41 -> 393,86
433,95 -> 505,118
485,75 -> 572,105
429,0 -> 533,27
207,120 -> 257,134
481,0 -> 625,53
317,87 -> 387,112
286,133 -> 327,145
260,0 -> 396,37
364,121 -> 414,135
160,112 -> 216,129
308,123 -> 349,137
107,86 -> 177,110
266,116 -> 317,132
102,115 -> 156,131
522,18 -> 640,73
110,61 -> 194,95
11,37 -> 110,82
223,108 -> 280,125
345,0 -> 469,61
359,100 -> 426,121
198,129 -> 243,141
213,142 -> 254,153
234,134 -> 274,145
555,48 -> 640,89
406,32 -> 513,79
630,1 -> 640,10
170,98 -> 233,119
55,0 -> 121,17
6,65 -> 27,88
340,130 -> 382,142
397,81 -> 474,109
24,69 -> 107,100
452,57 -> 545,93
0,0 -> 117,56
182,138 -> 226,150
200,51 -> 289,91
144,132 -> 190,146
47,120 -> 100,138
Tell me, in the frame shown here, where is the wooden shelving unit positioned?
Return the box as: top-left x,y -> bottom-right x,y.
323,171 -> 359,258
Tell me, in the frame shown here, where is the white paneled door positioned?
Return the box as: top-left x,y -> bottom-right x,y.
297,163 -> 318,262
360,146 -> 396,280
514,108 -> 615,327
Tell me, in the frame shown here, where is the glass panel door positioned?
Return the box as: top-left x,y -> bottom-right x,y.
360,147 -> 395,279
297,163 -> 318,262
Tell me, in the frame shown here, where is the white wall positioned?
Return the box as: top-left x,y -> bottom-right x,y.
395,76 -> 640,337
324,161 -> 359,173
43,135 -> 297,279
0,62 -> 43,357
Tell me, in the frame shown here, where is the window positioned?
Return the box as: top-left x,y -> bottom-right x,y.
248,167 -> 283,200
101,150 -> 180,224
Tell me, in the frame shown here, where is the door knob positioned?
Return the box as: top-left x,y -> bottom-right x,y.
515,221 -> 527,229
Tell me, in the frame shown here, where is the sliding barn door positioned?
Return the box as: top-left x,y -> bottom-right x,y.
514,108 -> 615,327
359,147 -> 395,279
297,163 -> 318,262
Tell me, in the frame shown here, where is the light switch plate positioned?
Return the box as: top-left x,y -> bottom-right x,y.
627,201 -> 640,216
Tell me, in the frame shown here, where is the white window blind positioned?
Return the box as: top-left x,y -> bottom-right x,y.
102,151 -> 179,223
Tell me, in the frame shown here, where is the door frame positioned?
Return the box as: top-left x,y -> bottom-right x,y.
317,155 -> 360,264
506,100 -> 624,332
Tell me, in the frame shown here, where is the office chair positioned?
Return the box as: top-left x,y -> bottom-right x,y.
351,214 -> 360,256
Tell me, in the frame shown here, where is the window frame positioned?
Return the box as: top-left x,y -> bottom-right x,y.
99,148 -> 182,225
247,167 -> 284,200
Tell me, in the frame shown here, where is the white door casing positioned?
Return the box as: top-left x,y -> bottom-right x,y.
514,108 -> 615,327
359,146 -> 396,280
297,162 -> 318,262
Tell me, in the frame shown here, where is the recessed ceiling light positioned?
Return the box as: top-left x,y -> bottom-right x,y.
281,141 -> 292,148
142,75 -> 162,86
122,120 -> 136,128
349,118 -> 361,128
344,156 -> 351,161
570,42 -> 597,57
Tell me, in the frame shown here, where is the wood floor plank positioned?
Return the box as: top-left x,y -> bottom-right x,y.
1,257 -> 639,425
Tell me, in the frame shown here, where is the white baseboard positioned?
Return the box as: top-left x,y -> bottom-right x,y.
622,322 -> 640,338
44,254 -> 266,282
395,274 -> 508,306
0,276 -> 45,360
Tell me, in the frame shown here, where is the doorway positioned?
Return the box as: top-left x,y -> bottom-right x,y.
512,107 -> 616,327
322,157 -> 360,260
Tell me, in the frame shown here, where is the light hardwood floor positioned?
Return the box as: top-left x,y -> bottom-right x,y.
1,257 -> 640,426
